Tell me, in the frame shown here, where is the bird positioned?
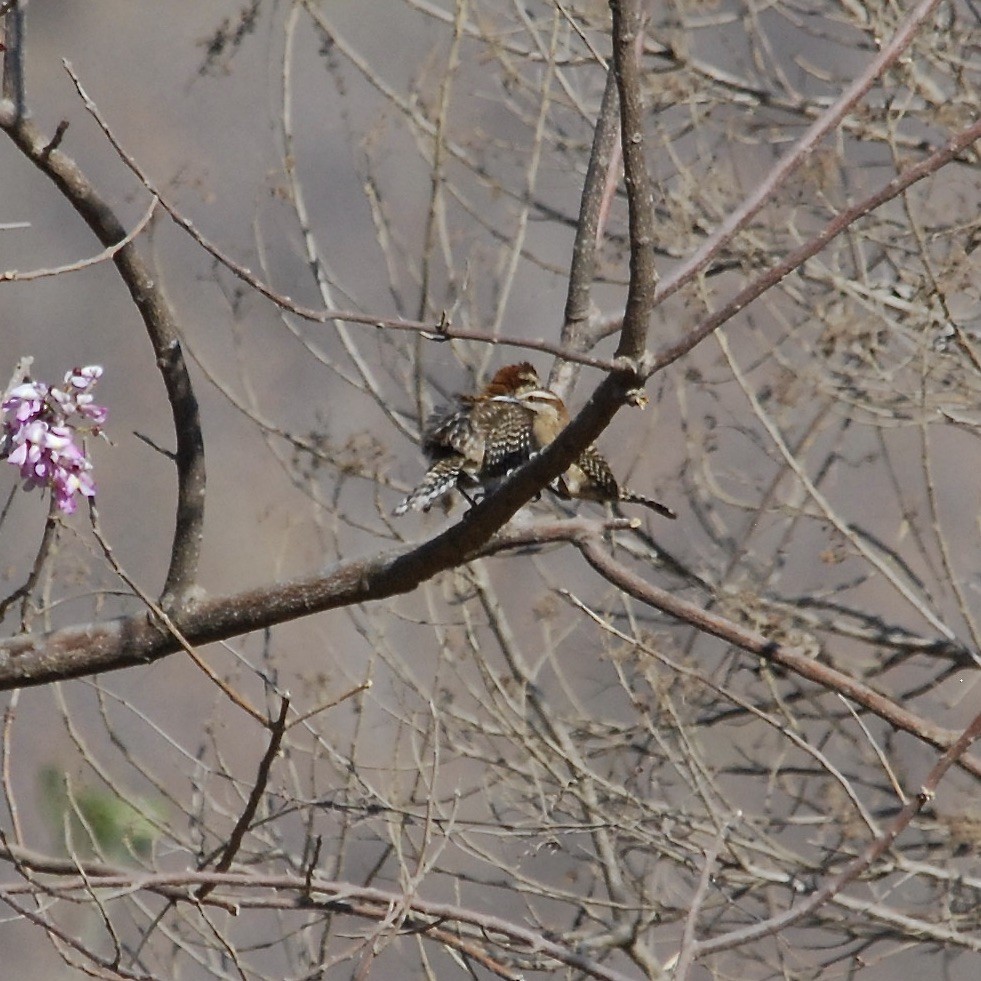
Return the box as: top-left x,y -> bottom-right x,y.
394,362 -> 676,519
504,381 -> 677,519
393,362 -> 545,514
550,443 -> 676,519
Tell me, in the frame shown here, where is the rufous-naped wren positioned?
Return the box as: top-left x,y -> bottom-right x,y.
394,363 -> 675,519
393,363 -> 543,515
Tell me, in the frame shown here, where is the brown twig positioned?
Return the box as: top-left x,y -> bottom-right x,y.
196,696 -> 290,901
0,195 -> 157,282
690,706 -> 981,958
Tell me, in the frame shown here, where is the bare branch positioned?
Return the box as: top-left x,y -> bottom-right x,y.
612,0 -> 953,327
609,0 -> 657,364
196,695 -> 290,902
0,845 -> 643,981
1,95 -> 205,608
0,195 -> 157,283
651,116 -> 981,370
691,707 -> 981,958
576,535 -> 981,779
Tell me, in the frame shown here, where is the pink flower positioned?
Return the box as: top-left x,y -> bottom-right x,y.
2,365 -> 107,515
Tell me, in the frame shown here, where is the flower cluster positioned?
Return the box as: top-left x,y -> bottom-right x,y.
2,365 -> 108,515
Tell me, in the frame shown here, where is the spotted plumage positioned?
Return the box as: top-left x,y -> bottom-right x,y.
394,362 -> 675,519
551,445 -> 676,519
394,363 -> 543,515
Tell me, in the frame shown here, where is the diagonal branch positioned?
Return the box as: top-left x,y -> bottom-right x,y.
553,64 -> 621,399
597,0 -> 950,338
575,535 -> 981,780
653,117 -> 981,370
690,706 -> 981,958
1,517 -> 975,789
196,696 -> 290,902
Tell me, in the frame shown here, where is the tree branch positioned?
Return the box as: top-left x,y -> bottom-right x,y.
652,117 -> 981,371
1,89 -> 206,609
690,706 -> 981,958
609,0 -> 657,365
196,696 -> 290,901
553,64 -> 621,398
575,535 -> 981,779
599,0 -> 950,336
0,846 -> 641,981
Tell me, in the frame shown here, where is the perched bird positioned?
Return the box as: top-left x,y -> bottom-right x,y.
502,381 -> 676,518
551,444 -> 676,519
394,362 -> 676,519
393,363 -> 543,514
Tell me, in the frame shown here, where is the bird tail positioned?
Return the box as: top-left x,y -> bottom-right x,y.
394,457 -> 464,515
620,489 -> 677,519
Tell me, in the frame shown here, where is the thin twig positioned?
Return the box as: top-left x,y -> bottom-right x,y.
56,59 -> 616,372
672,816 -> 736,979
715,328 -> 962,647
690,707 -> 981,958
0,844 -> 646,981
0,196 -> 157,282
87,504 -> 266,725
196,696 -> 290,901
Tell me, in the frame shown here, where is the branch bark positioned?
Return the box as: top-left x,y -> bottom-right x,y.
609,0 -> 657,365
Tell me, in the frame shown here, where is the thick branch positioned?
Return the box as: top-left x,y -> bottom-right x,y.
1,513 -> 974,794
0,108 -> 205,608
609,0 -> 657,363
0,457 -> 628,688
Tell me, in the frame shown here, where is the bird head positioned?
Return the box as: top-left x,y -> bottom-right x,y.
482,362 -> 540,397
